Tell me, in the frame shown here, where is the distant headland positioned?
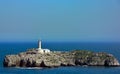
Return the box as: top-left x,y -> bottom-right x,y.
3,40 -> 120,68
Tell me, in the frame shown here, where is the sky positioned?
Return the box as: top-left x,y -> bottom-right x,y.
0,0 -> 120,42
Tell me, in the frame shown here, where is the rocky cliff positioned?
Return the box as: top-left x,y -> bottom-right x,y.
3,49 -> 120,68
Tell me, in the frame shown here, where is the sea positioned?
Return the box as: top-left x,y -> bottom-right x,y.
0,42 -> 120,74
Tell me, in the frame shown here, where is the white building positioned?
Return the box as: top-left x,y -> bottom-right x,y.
37,40 -> 50,54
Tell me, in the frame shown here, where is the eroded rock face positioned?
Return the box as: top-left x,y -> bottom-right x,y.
104,58 -> 120,66
3,49 -> 120,68
3,55 -> 21,67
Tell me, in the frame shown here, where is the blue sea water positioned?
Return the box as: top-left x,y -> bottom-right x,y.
0,42 -> 120,74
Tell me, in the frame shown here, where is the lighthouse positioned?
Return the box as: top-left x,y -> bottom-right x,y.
38,40 -> 41,49
37,40 -> 50,54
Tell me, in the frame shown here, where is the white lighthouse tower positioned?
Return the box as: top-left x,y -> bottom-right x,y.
37,40 -> 50,54
38,40 -> 41,49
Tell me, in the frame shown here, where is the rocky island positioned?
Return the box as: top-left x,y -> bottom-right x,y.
3,41 -> 120,68
3,49 -> 120,68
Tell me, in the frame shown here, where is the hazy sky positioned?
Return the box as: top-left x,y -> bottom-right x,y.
0,0 -> 120,42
